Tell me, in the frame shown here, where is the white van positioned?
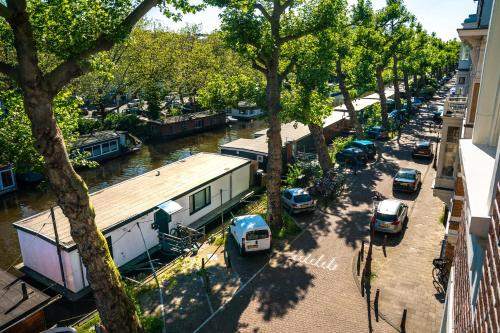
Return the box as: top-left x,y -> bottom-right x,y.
229,215 -> 272,255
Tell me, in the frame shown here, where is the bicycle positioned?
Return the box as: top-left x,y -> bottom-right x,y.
432,258 -> 449,293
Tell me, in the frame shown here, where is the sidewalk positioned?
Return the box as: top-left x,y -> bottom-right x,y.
355,107 -> 446,332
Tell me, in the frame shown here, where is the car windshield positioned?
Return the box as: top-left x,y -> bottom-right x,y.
294,194 -> 311,203
376,212 -> 397,222
396,171 -> 416,180
246,229 -> 269,240
417,142 -> 429,148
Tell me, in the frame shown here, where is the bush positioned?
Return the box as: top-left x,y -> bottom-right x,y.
277,213 -> 301,239
420,85 -> 436,99
362,103 -> 383,127
141,316 -> 164,333
104,113 -> 149,138
330,136 -> 354,162
78,117 -> 103,134
285,164 -> 304,188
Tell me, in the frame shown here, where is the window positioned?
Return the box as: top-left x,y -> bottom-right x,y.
102,142 -> 110,154
195,120 -> 203,128
458,77 -> 465,85
442,143 -> 458,177
105,236 -> 113,259
109,140 -> 118,152
92,145 -> 101,157
239,110 -> 246,115
246,229 -> 269,240
0,170 -> 14,188
189,186 -> 211,214
284,191 -> 292,200
257,155 -> 264,162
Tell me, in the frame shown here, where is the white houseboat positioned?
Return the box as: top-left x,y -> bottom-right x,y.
12,153 -> 252,298
72,130 -> 142,162
225,101 -> 263,120
0,164 -> 16,195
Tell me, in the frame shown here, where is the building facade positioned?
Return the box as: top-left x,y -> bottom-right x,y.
439,0 -> 500,331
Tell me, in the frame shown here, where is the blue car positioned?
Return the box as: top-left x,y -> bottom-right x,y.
365,126 -> 389,140
335,147 -> 368,164
349,139 -> 377,159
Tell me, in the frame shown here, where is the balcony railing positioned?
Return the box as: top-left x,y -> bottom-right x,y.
444,97 -> 468,118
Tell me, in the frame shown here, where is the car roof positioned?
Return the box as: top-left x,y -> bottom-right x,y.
353,139 -> 374,145
398,168 -> 417,174
233,214 -> 269,230
371,126 -> 384,130
286,188 -> 309,196
344,147 -> 363,153
417,141 -> 430,147
377,199 -> 402,214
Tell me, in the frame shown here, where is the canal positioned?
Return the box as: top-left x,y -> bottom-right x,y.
0,119 -> 268,270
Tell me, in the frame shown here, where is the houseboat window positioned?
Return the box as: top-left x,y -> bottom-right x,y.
195,120 -> 203,128
92,145 -> 102,157
239,110 -> 246,115
189,186 -> 211,214
0,170 -> 14,188
257,155 -> 264,162
110,140 -> 118,152
105,236 -> 113,259
102,142 -> 110,154
249,110 -> 254,115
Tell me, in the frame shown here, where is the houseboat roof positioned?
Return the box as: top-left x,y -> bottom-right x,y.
221,137 -> 269,155
254,122 -> 311,145
161,111 -> 223,124
74,131 -> 124,148
334,89 -> 395,112
237,101 -> 258,108
13,153 -> 251,250
0,269 -> 59,331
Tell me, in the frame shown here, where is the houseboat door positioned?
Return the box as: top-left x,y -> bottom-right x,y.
154,210 -> 171,234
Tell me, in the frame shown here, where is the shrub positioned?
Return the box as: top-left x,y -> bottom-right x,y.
141,316 -> 164,333
285,164 -> 305,187
277,213 -> 301,239
330,136 -> 354,162
78,117 -> 103,134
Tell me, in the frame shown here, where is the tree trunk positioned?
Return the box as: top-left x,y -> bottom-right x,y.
308,123 -> 332,173
413,74 -> 418,94
392,54 -> 401,110
403,71 -> 412,111
10,5 -> 144,333
376,65 -> 389,128
336,59 -> 363,136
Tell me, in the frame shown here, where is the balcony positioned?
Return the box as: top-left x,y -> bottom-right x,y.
443,97 -> 467,118
458,59 -> 470,71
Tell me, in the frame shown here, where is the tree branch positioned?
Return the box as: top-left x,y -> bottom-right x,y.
279,0 -> 293,14
252,59 -> 267,74
254,3 -> 271,22
279,58 -> 296,81
44,0 -> 160,97
0,61 -> 19,83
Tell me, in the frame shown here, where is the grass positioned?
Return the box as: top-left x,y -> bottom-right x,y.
75,313 -> 100,333
276,213 -> 302,239
438,204 -> 447,226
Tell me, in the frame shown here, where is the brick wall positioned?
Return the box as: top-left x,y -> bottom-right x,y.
471,182 -> 500,333
453,220 -> 472,332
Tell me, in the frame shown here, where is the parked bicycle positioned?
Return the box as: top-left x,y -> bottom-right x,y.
432,258 -> 449,293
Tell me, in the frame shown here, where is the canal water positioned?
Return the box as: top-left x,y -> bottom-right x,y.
0,119 -> 268,270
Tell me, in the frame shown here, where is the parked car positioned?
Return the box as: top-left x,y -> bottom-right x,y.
411,97 -> 423,107
281,188 -> 315,214
387,98 -> 396,111
349,139 -> 377,159
372,199 -> 408,234
432,107 -> 444,124
365,126 -> 389,140
393,168 -> 422,192
412,141 -> 433,159
335,147 -> 368,165
229,215 -> 272,256
389,109 -> 410,122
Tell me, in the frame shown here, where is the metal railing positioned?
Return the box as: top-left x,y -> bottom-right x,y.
444,97 -> 468,118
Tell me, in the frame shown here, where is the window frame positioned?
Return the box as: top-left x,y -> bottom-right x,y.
0,170 -> 14,189
189,186 -> 211,215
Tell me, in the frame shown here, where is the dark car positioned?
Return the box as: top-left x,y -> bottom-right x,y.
365,126 -> 389,140
393,168 -> 422,192
389,109 -> 411,122
412,141 -> 433,159
335,147 -> 368,165
433,107 -> 444,124
349,139 -> 377,159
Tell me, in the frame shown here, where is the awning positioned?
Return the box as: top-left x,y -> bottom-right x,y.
157,200 -> 182,215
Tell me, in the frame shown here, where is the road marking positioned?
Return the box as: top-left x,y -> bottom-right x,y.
288,253 -> 338,271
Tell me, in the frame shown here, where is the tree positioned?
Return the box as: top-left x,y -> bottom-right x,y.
0,1 -> 197,332
282,34 -> 335,173
208,0 -> 345,229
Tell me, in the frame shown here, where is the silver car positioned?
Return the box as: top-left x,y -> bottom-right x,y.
281,188 -> 315,214
372,199 -> 408,234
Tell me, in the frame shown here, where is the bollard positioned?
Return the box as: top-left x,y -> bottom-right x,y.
361,240 -> 365,261
400,308 -> 407,333
226,252 -> 232,272
374,289 -> 380,322
357,251 -> 361,276
202,258 -> 205,269
383,234 -> 387,257
361,268 -> 365,297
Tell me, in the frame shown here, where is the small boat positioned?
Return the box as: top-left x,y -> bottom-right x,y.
226,116 -> 238,123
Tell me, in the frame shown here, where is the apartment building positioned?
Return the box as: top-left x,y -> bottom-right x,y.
439,0 -> 500,332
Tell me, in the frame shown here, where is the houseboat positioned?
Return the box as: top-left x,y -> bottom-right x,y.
149,111 -> 226,139
0,164 -> 16,195
0,269 -> 60,333
73,130 -> 142,162
225,101 -> 263,120
12,153 -> 252,298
